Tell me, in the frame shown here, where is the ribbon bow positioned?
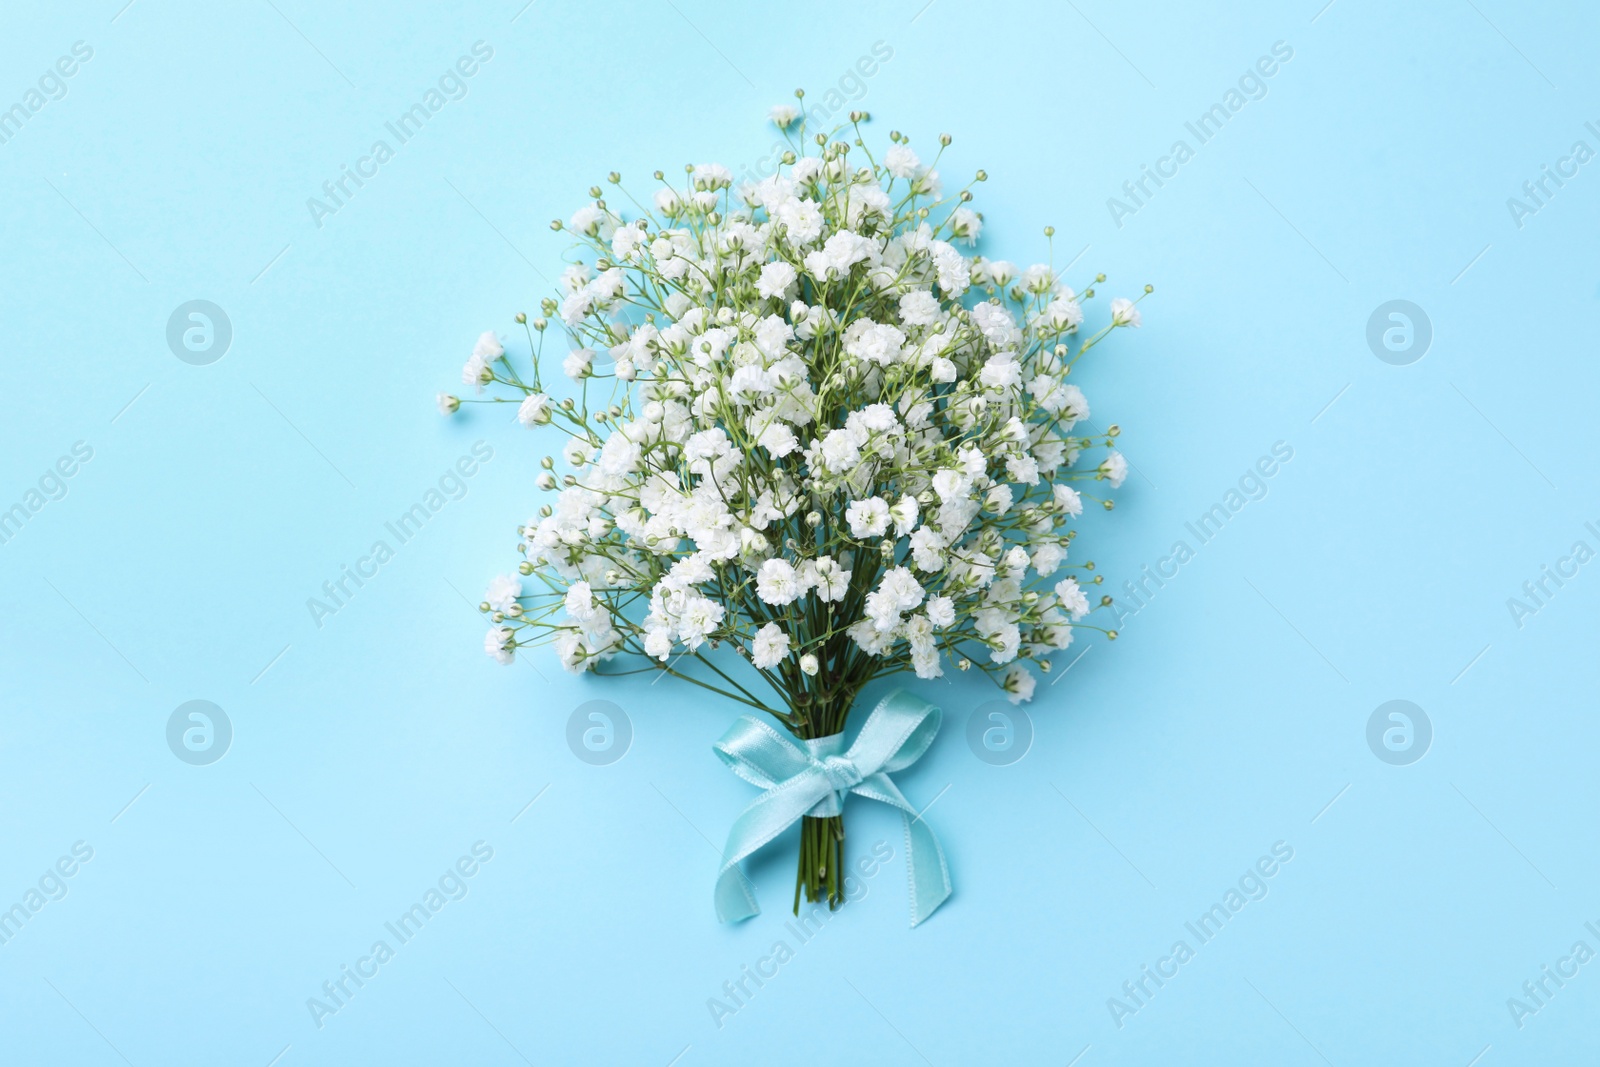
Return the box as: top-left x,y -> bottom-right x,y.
712,689 -> 952,927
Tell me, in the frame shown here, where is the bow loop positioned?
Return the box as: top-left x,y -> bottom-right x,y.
711,689 -> 953,928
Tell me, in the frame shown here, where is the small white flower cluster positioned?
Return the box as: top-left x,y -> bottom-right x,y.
446,104 -> 1146,717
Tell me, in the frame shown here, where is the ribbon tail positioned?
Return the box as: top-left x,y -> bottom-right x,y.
854,772 -> 953,927
715,862 -> 761,924
715,771 -> 831,923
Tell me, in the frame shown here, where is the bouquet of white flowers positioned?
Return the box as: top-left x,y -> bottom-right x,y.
441,98 -> 1147,923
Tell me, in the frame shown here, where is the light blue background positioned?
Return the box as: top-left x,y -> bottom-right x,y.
2,0 -> 1596,1063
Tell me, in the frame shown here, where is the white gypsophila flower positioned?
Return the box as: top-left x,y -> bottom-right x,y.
448,110 -> 1144,704
1054,577 -> 1090,620
884,144 -> 920,179
898,290 -> 939,327
517,394 -> 552,426
757,421 -> 799,458
437,392 -> 460,415
751,622 -> 791,668
805,557 -> 850,602
949,207 -> 982,245
846,496 -> 891,539
486,574 -> 522,613
474,331 -> 505,360
756,558 -> 800,605
462,352 -> 491,391
1003,664 -> 1036,705
484,626 -> 514,665
776,197 -> 824,244
1100,452 -> 1128,488
981,259 -> 1016,287
612,224 -> 646,261
757,261 -> 797,299
563,348 -> 595,380
1053,484 -> 1084,517
693,163 -> 733,190
889,494 -> 919,537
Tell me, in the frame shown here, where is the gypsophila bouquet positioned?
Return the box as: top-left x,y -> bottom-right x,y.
440,97 -> 1147,924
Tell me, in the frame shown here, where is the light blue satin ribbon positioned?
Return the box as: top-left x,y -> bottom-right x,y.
712,689 -> 952,927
